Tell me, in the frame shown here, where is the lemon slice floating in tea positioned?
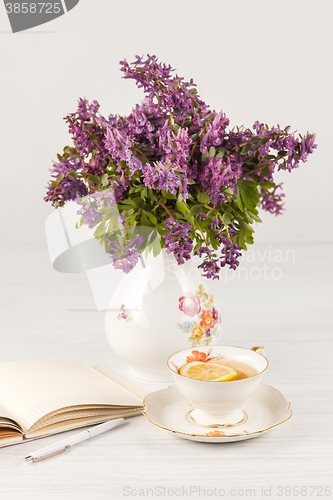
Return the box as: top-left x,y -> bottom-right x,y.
179,361 -> 237,381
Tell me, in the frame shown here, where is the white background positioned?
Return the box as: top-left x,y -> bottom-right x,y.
0,0 -> 332,247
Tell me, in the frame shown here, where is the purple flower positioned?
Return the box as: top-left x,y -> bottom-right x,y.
218,238 -> 242,270
77,201 -> 100,229
119,55 -> 208,122
45,55 -> 317,280
44,155 -> 89,207
197,257 -> 220,280
260,183 -> 285,216
200,111 -> 229,153
142,161 -> 182,194
209,219 -> 223,230
106,234 -> 145,274
163,218 -> 193,265
104,127 -> 142,176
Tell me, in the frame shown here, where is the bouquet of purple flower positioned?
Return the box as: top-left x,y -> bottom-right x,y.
45,55 -> 317,279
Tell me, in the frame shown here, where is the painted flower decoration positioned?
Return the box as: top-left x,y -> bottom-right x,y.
118,304 -> 132,322
200,310 -> 215,331
191,326 -> 205,340
212,307 -> 220,323
179,292 -> 201,317
206,430 -> 226,437
186,350 -> 208,363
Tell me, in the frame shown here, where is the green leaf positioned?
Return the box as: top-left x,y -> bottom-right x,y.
259,137 -> 269,146
238,180 -> 260,211
119,199 -> 138,207
245,234 -> 254,244
239,220 -> 254,234
151,232 -> 161,257
201,152 -> 210,163
161,190 -> 176,200
141,211 -> 149,226
176,199 -> 188,215
244,211 -> 253,224
222,213 -> 232,225
67,171 -> 78,178
184,213 -> 194,225
94,223 -> 106,237
148,188 -> 157,203
247,211 -> 262,223
56,174 -> 64,183
101,173 -> 109,186
216,147 -> 227,159
75,217 -> 85,229
207,209 -> 217,217
141,187 -> 148,199
197,192 -> 210,204
172,124 -> 180,134
143,210 -> 157,225
209,146 -> 216,157
236,187 -> 244,211
240,143 -> 250,156
190,204 -> 202,216
260,181 -> 275,189
87,174 -> 101,185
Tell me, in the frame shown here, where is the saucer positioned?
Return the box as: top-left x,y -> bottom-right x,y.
142,384 -> 292,443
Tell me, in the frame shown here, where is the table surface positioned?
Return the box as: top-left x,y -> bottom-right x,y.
0,243 -> 332,500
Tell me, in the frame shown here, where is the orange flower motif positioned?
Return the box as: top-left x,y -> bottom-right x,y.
186,350 -> 208,363
206,430 -> 226,437
200,310 -> 215,331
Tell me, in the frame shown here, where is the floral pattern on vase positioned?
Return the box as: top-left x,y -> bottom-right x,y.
118,304 -> 132,322
177,285 -> 221,346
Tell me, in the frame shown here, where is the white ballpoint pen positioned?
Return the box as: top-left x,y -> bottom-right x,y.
24,418 -> 124,463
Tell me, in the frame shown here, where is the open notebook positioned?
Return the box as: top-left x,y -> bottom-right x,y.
0,360 -> 146,448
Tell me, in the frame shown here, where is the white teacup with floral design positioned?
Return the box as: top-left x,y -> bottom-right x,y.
167,345 -> 268,427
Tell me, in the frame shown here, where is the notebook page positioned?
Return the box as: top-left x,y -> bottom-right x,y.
93,365 -> 147,399
0,360 -> 143,434
0,404 -> 18,423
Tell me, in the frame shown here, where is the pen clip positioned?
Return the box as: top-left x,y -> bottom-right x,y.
24,445 -> 71,463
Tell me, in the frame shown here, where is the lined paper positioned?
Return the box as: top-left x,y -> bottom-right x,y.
0,361 -> 144,434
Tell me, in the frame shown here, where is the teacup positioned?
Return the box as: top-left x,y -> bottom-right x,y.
167,345 -> 268,427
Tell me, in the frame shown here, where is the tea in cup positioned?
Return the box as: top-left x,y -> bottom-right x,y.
167,345 -> 268,426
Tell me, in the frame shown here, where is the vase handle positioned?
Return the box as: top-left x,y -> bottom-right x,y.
251,346 -> 265,357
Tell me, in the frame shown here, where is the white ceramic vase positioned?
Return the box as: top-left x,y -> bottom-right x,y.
105,250 -> 222,382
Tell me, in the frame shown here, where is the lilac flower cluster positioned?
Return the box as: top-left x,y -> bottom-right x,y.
107,237 -> 143,274
163,219 -> 193,265
260,183 -> 285,216
142,161 -> 181,194
45,55 -> 317,279
106,215 -> 145,274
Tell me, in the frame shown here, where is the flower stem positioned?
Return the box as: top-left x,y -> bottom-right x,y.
240,160 -> 273,179
189,116 -> 215,159
132,146 -> 150,165
156,201 -> 174,220
193,219 -> 209,249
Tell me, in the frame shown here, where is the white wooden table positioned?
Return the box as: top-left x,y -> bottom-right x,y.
0,243 -> 332,500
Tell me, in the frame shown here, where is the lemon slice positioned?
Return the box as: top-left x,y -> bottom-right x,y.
179,361 -> 237,381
